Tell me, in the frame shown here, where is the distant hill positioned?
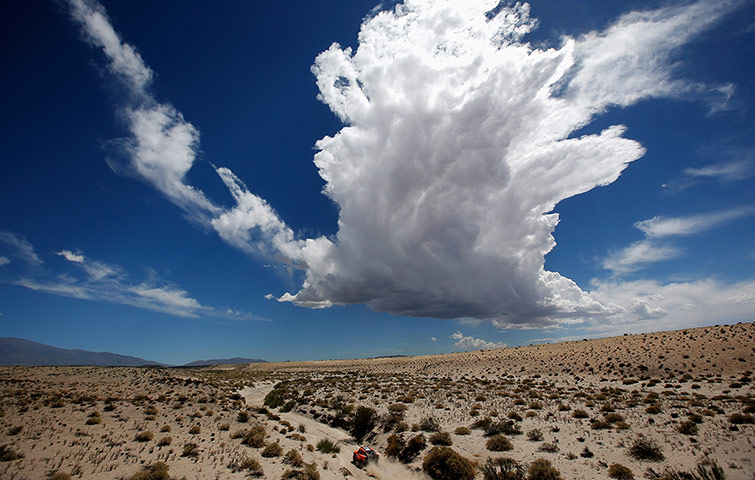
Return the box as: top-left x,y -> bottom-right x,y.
0,338 -> 164,367
182,357 -> 267,367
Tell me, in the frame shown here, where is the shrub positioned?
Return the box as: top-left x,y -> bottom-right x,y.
261,442 -> 283,457
386,434 -> 404,458
242,425 -> 267,448
128,462 -> 170,480
591,419 -> 612,430
160,425 -> 171,433
526,458 -> 562,480
282,462 -> 320,480
127,462 -> 171,480
284,449 -> 304,467
645,404 -> 662,415
237,411 -> 250,423
729,413 -> 755,424
481,457 -> 525,480
677,420 -> 698,435
627,436 -> 664,462
181,443 -> 199,458
419,417 -> 441,432
135,431 -> 154,442
539,443 -> 559,453
86,416 -> 101,425
487,434 -> 513,452
472,417 -> 493,430
49,473 -> 72,480
430,431 -> 453,446
422,447 -> 475,480
455,426 -> 472,435
218,423 -> 230,431
485,420 -> 521,436
394,434 -> 427,463
527,429 -> 544,441
608,463 -> 634,480
572,410 -> 589,419
157,436 -> 172,447
645,458 -> 725,480
604,413 -> 624,423
315,438 -> 340,454
229,456 -> 264,477
188,425 -> 201,435
351,406 -> 378,441
0,445 -> 23,462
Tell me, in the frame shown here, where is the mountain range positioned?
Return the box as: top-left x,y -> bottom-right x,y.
0,338 -> 265,367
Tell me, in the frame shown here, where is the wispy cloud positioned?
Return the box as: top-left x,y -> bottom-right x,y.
0,256 -> 9,267
666,157 -> 755,191
451,332 -> 506,351
636,207 -> 754,238
66,0 -> 743,326
0,232 -> 42,267
2,233 -> 264,321
603,207 -> 754,273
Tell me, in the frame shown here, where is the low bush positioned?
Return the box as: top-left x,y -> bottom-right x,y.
135,431 -> 154,442
527,458 -> 562,480
242,425 -> 267,448
487,434 -> 513,452
315,438 -> 340,454
422,447 -> 475,480
481,457 -> 524,480
527,429 -> 544,441
157,436 -> 172,447
261,442 -> 283,457
627,436 -> 664,462
454,426 -> 471,435
228,456 -> 264,477
127,462 -> 171,480
608,463 -> 634,480
181,443 -> 199,458
430,431 -> 453,446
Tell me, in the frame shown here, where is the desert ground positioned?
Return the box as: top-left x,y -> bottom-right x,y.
1,322 -> 754,479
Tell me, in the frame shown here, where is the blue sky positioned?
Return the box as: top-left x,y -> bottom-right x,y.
1,0 -> 754,364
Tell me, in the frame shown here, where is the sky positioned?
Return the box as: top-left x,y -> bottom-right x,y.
1,0 -> 754,365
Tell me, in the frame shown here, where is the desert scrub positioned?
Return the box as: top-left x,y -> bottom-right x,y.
242,425 -> 267,448
645,458 -> 724,480
430,431 -> 453,446
572,409 -> 589,419
419,416 -> 441,432
261,442 -> 283,457
228,456 -> 264,477
485,420 -> 521,436
0,444 -> 23,462
237,410 -> 250,423
282,462 -> 320,480
181,443 -> 199,458
386,433 -> 427,463
422,447 -> 475,480
608,463 -> 634,480
316,438 -> 340,454
351,406 -> 377,441
160,425 -> 171,433
188,425 -> 201,434
677,420 -> 698,435
135,431 -> 154,442
729,413 -> 755,424
539,443 -> 559,453
527,429 -> 544,441
481,457 -> 525,480
127,462 -> 171,480
487,434 -> 514,451
218,423 -> 230,431
627,436 -> 664,461
48,472 -> 72,480
157,436 -> 172,446
284,449 -> 305,467
527,458 -> 562,480
454,426 -> 471,435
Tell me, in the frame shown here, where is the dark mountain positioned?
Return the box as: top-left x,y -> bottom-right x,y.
0,338 -> 165,367
182,357 -> 267,367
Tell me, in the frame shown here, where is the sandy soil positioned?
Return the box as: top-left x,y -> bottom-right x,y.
0,322 -> 753,479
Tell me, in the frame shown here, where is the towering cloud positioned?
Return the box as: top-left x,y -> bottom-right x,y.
66,0 -> 739,326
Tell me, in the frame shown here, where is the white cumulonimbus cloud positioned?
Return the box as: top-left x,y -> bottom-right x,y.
66,0 -> 743,326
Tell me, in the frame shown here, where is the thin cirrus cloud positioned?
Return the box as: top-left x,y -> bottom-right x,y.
66,0 -> 743,327
603,207 -> 754,273
0,232 -> 262,321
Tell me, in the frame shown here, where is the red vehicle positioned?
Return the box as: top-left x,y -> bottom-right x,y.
352,445 -> 379,467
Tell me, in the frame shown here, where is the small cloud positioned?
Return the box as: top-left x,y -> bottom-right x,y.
56,250 -> 85,263
603,241 -> 681,273
264,293 -> 274,300
430,336 -> 437,342
635,207 -> 754,238
685,159 -> 754,182
0,256 -> 9,267
451,331 -> 506,351
0,231 -> 42,266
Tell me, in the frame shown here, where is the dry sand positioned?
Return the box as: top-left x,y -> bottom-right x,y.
0,322 -> 753,479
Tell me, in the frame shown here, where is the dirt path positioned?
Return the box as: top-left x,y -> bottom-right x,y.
240,384 -> 429,480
